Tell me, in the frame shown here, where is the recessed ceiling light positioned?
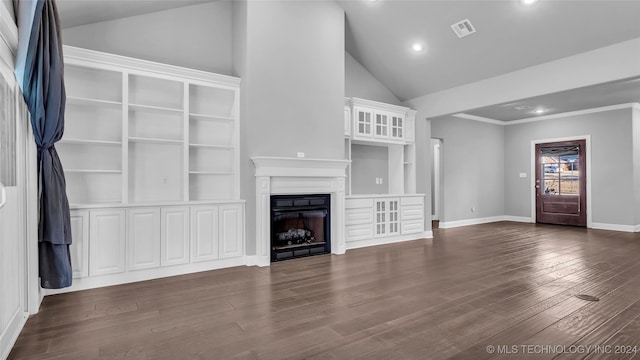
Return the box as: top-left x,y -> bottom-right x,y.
535,109 -> 545,114
412,43 -> 424,52
521,0 -> 539,6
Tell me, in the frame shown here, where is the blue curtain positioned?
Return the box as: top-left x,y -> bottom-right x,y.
15,0 -> 71,289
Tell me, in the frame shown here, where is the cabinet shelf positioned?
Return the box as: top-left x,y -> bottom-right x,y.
66,169 -> 123,174
129,103 -> 183,114
189,113 -> 234,121
67,96 -> 122,107
189,171 -> 233,175
129,137 -> 183,145
189,143 -> 234,149
60,138 -> 122,146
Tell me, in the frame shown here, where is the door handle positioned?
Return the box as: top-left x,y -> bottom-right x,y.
0,182 -> 6,209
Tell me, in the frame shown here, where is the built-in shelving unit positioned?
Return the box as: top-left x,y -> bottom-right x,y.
53,46 -> 245,294
60,47 -> 240,206
343,98 -> 426,248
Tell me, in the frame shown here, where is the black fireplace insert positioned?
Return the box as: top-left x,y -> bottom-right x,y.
270,194 -> 331,261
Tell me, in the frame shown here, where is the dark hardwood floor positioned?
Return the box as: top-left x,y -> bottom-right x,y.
9,222 -> 640,359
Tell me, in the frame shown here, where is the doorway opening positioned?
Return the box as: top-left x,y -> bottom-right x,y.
431,138 -> 443,229
534,139 -> 587,226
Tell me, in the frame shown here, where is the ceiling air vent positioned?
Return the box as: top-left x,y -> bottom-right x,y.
514,105 -> 532,110
451,19 -> 476,38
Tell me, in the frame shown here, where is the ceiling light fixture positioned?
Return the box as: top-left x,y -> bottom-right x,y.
412,43 -> 424,52
535,109 -> 545,114
520,0 -> 539,6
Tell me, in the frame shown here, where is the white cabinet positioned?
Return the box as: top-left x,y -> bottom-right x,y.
347,98 -> 413,145
69,210 -> 89,279
401,196 -> 425,235
190,204 -> 244,262
161,207 -> 190,266
127,208 -> 161,271
190,205 -> 220,262
219,204 -> 243,259
345,198 -> 374,242
89,209 -> 126,276
346,195 -> 424,245
375,198 -> 399,237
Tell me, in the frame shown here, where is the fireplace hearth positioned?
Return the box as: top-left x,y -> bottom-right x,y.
271,194 -> 331,261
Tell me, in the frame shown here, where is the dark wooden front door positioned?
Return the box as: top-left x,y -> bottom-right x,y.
535,140 -> 586,226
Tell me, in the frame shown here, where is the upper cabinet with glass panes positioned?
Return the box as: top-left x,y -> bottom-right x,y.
346,98 -> 415,145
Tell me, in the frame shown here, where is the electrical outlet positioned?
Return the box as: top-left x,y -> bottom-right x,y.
519,172 -> 527,178
379,178 -> 383,184
297,152 -> 305,158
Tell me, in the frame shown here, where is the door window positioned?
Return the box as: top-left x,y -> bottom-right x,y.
540,146 -> 579,196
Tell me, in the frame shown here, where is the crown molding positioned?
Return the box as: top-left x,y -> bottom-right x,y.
452,103 -> 640,126
506,102 -> 640,125
63,45 -> 241,87
350,97 -> 412,114
451,113 -> 505,125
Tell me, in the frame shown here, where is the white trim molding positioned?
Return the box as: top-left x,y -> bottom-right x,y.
64,45 -> 241,87
507,103 -> 640,125
591,223 -> 640,233
451,113 -> 505,126
450,103 -> 640,126
346,231 -> 432,250
251,157 -> 350,266
530,135 -> 592,229
440,216 -> 508,229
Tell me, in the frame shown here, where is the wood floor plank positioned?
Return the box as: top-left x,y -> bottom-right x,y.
8,222 -> 640,360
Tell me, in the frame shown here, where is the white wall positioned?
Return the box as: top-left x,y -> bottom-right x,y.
345,52 -> 402,106
351,144 -> 388,194
431,116 -> 505,223
504,108 -> 636,226
62,2 -> 234,76
234,0 -> 345,255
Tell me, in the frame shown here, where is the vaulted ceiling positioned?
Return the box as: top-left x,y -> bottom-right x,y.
56,0 -> 640,121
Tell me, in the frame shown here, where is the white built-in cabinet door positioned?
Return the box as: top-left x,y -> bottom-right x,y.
219,204 -> 243,259
161,207 -> 190,266
390,113 -> 404,141
127,208 -> 161,271
89,209 -> 126,276
190,205 -> 219,262
69,210 -> 89,278
354,107 -> 373,138
374,112 -> 389,138
375,199 -> 400,237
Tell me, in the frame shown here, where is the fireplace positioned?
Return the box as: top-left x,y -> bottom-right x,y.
271,194 -> 330,261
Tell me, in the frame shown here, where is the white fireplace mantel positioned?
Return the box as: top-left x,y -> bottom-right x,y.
250,156 -> 350,266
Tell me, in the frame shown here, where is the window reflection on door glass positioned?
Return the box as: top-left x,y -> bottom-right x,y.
541,155 -> 579,195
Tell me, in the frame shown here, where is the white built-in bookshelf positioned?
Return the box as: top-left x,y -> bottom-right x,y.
53,46 -> 244,293
60,47 -> 240,206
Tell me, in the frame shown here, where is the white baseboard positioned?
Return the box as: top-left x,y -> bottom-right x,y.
346,231 -> 432,250
245,255 -> 270,267
440,216 -> 505,229
43,257 -> 247,295
591,222 -> 640,233
502,216 -> 534,223
440,216 -> 533,229
0,310 -> 27,360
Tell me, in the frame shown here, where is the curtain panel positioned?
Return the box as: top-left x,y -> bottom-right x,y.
15,0 -> 71,289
